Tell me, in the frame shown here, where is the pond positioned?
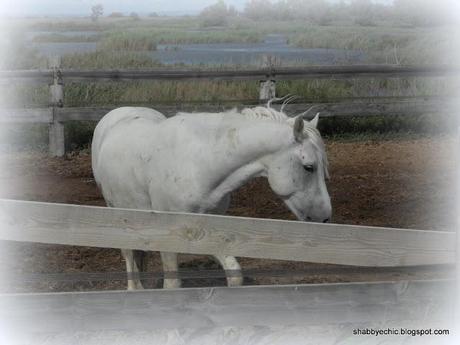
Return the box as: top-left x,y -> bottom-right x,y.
31,33 -> 366,66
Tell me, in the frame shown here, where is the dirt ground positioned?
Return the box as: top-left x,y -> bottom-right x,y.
0,135 -> 457,292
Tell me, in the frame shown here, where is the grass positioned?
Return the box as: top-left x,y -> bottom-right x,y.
290,25 -> 454,64
97,28 -> 261,51
4,16 -> 457,69
61,51 -> 165,69
2,77 -> 451,109
32,33 -> 101,43
1,74 -> 454,110
99,32 -> 157,51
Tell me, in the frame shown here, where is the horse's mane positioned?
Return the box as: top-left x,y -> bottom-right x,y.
240,103 -> 329,179
178,100 -> 329,178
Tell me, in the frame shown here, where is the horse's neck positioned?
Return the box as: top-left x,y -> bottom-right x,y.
202,117 -> 292,207
211,115 -> 292,162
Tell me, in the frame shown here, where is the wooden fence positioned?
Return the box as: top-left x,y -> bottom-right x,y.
1,63 -> 459,157
0,198 -> 457,343
1,63 -> 459,343
0,199 -> 455,267
0,280 -> 454,344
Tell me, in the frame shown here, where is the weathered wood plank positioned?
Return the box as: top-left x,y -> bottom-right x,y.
51,98 -> 454,123
0,108 -> 52,123
0,199 -> 455,266
48,57 -> 66,157
0,280 -> 454,334
4,264 -> 455,284
283,98 -> 459,118
48,121 -> 65,157
0,69 -> 53,83
1,65 -> 458,82
0,98 -> 454,124
45,65 -> 460,82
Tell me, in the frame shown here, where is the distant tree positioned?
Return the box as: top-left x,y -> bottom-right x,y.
240,0 -> 450,27
91,4 -> 104,22
199,0 -> 236,27
393,0 -> 449,27
130,12 -> 140,20
243,0 -> 334,23
149,12 -> 159,17
244,0 -> 275,20
350,0 -> 376,26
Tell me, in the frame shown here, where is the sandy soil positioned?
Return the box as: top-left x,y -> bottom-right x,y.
0,135 -> 456,292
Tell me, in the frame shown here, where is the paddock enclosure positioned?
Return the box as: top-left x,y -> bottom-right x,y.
0,64 -> 458,344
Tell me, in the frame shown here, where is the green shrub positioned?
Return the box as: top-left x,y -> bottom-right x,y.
100,32 -> 156,51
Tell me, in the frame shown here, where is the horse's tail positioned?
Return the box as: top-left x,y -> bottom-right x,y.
91,107 -> 166,182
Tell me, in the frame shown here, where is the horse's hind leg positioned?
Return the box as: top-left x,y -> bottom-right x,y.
214,255 -> 243,286
161,252 -> 181,289
121,249 -> 145,290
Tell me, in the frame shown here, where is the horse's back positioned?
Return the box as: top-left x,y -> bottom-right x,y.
92,107 -> 166,168
91,107 -> 167,208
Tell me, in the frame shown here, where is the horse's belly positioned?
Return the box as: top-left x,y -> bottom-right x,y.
97,170 -> 151,209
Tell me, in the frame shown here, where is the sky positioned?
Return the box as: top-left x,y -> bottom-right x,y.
1,0 -> 245,16
0,0 -> 393,17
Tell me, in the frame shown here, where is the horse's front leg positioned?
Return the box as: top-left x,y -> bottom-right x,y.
161,252 -> 181,288
209,196 -> 243,287
214,255 -> 243,286
121,249 -> 145,290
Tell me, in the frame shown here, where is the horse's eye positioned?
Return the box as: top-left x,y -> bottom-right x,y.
303,165 -> 315,173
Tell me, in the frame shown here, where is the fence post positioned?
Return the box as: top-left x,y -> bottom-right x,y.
259,55 -> 277,102
49,56 -> 65,157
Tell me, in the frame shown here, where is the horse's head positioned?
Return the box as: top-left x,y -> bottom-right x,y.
265,113 -> 331,223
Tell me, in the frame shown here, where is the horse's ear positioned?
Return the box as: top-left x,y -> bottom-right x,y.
309,112 -> 320,128
293,115 -> 304,142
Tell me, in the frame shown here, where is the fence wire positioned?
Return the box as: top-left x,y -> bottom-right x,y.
4,264 -> 454,283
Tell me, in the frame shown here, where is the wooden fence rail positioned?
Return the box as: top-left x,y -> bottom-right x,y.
1,97 -> 455,125
0,199 -> 455,267
0,280 -> 454,337
1,65 -> 458,82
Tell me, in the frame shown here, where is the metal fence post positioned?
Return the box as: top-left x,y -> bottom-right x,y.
49,56 -> 65,157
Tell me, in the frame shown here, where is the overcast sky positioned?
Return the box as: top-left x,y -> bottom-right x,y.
0,0 -> 394,17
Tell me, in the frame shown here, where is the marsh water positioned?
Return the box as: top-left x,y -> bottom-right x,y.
30,33 -> 365,65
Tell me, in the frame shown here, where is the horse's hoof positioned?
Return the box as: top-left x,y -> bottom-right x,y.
227,276 -> 243,287
163,279 -> 181,289
127,281 -> 144,290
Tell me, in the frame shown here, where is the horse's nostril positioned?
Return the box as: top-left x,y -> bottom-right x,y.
306,216 -> 312,221
323,218 -> 329,223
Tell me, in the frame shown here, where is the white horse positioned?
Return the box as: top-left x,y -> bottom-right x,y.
91,103 -> 331,289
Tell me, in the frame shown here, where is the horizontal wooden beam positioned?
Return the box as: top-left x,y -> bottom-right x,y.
0,280 -> 454,337
0,69 -> 53,83
283,98 -> 458,118
1,97 -> 451,124
0,65 -> 458,83
47,97 -> 460,121
0,108 -> 52,123
0,199 -> 455,266
5,265 -> 454,284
